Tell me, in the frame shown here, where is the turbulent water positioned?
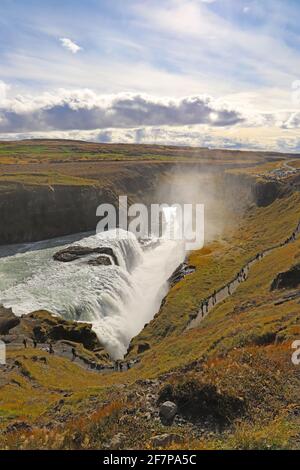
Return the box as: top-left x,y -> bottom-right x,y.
0,229 -> 185,359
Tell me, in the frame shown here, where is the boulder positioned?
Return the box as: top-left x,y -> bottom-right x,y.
271,264 -> 300,290
159,401 -> 178,424
150,433 -> 184,448
0,307 -> 20,335
88,256 -> 112,266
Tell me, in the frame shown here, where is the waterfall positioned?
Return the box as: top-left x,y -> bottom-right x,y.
0,227 -> 185,359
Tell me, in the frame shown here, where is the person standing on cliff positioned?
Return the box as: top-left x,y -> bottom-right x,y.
23,338 -> 27,349
71,347 -> 76,361
200,303 -> 204,316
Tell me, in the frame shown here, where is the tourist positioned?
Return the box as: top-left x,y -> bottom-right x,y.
71,347 -> 76,361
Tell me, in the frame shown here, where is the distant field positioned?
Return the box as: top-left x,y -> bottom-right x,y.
0,139 -> 292,165
0,139 -> 296,188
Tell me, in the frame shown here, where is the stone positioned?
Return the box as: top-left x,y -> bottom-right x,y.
109,432 -> 127,449
5,421 -> 32,434
150,433 -> 184,448
159,401 -> 178,423
88,256 -> 112,266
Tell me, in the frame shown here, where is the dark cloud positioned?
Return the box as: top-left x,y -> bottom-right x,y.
0,92 -> 243,133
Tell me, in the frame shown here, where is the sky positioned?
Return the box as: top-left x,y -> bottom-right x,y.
0,0 -> 300,151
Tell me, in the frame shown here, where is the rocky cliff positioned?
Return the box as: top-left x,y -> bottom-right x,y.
0,183 -> 118,244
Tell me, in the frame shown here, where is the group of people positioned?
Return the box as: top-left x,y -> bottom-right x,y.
236,265 -> 249,284
22,338 -> 132,372
197,251 -> 265,320
281,222 -> 300,247
282,232 -> 297,246
23,338 -> 38,349
22,338 -> 54,354
199,300 -> 209,317
199,288 -> 221,318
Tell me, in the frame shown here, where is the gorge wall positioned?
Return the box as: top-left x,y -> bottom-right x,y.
0,163 -> 286,246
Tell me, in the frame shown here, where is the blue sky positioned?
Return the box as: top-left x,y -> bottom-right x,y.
0,0 -> 300,151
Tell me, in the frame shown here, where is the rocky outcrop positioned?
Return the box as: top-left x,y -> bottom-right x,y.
53,245 -> 118,265
158,380 -> 245,425
0,308 -> 101,351
271,264 -> 300,290
0,161 -> 171,246
0,307 -> 20,335
27,311 -> 100,350
0,183 -> 118,245
168,263 -> 196,286
251,180 -> 283,207
137,342 -> 151,354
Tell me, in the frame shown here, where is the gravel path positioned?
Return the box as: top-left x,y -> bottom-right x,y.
187,220 -> 300,330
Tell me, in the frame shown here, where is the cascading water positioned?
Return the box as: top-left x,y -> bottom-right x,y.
0,226 -> 186,359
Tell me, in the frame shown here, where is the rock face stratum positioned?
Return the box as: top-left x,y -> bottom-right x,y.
271,264 -> 300,290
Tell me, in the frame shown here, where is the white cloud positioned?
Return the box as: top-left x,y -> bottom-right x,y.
59,37 -> 82,54
281,112 -> 300,129
0,81 -> 9,105
2,124 -> 300,153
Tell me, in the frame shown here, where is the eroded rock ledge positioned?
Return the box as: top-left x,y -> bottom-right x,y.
53,245 -> 119,266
